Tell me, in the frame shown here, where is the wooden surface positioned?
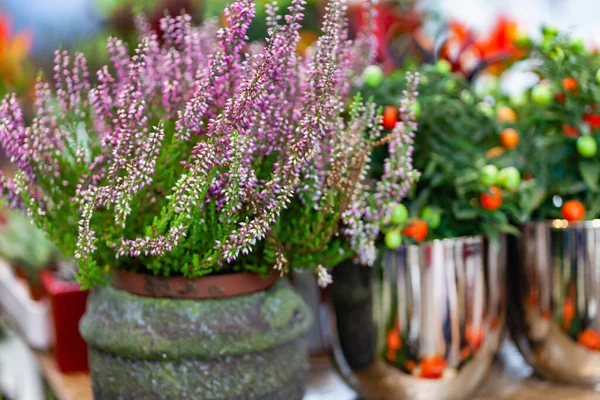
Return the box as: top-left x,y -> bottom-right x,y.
35,352 -> 92,400
6,342 -> 600,400
27,351 -> 600,400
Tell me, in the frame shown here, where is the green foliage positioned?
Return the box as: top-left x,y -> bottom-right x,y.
359,66 -> 521,241
0,205 -> 58,281
510,31 -> 600,221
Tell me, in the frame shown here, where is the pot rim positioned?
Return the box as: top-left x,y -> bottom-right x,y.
524,219 -> 600,230
400,235 -> 483,248
111,269 -> 280,299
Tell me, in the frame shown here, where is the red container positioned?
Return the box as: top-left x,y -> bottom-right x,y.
40,270 -> 89,373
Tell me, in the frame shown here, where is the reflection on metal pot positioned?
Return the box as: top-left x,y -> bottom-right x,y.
330,236 -> 506,400
508,220 -> 600,385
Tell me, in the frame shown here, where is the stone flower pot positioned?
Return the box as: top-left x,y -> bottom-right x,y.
80,270 -> 313,399
330,236 -> 506,400
508,220 -> 600,385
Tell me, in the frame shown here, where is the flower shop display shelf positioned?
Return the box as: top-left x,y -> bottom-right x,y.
0,259 -> 51,349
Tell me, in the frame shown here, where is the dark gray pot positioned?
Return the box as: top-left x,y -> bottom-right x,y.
80,279 -> 312,400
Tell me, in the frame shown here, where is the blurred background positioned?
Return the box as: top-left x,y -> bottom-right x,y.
0,0 -> 598,399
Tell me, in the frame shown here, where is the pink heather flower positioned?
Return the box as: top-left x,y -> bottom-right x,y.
0,0 -> 378,287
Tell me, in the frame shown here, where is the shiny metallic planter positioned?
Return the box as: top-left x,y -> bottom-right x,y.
330,236 -> 506,400
508,220 -> 600,385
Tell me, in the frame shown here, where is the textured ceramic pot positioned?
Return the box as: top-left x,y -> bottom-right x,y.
330,236 -> 506,400
80,271 -> 313,400
508,220 -> 600,385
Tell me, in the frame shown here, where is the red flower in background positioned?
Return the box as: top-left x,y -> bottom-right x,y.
349,1 -> 424,72
0,15 -> 32,86
417,16 -> 525,79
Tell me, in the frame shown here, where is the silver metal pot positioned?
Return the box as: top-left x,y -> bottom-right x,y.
508,220 -> 600,385
329,236 -> 506,400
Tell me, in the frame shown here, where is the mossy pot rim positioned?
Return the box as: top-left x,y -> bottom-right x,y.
112,268 -> 280,299
80,279 -> 313,361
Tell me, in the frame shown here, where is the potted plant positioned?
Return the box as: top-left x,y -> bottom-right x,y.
40,261 -> 90,373
0,0 -> 371,397
504,29 -> 600,385
330,64 -> 519,399
0,205 -> 56,300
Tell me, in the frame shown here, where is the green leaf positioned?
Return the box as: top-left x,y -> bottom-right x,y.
579,161 -> 600,192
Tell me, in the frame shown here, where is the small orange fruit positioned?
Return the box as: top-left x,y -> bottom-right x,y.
562,77 -> 578,91
563,124 -> 580,137
382,106 -> 398,130
480,186 -> 503,210
486,146 -> 505,159
578,328 -> 600,351
402,220 -> 428,242
419,356 -> 447,379
404,360 -> 416,372
387,329 -> 401,350
500,128 -> 519,149
496,106 -> 516,123
562,200 -> 585,222
387,348 -> 397,362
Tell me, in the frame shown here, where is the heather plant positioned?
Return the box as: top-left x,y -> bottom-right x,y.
0,0 -> 371,289
266,2 -> 420,274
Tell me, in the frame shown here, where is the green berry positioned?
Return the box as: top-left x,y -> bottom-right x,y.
514,33 -> 531,47
572,39 -> 585,54
509,92 -> 527,107
549,47 -> 565,63
443,79 -> 457,94
385,231 -> 403,249
577,136 -> 598,158
390,204 -> 409,225
410,101 -> 421,119
498,167 -> 521,191
476,102 -> 494,118
542,26 -> 558,39
531,84 -> 553,106
421,207 -> 441,230
435,59 -> 452,74
460,89 -> 474,105
481,165 -> 499,186
363,65 -> 384,87
595,69 -> 600,85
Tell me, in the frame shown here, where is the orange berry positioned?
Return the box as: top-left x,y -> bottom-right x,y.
563,124 -> 580,137
382,106 -> 398,130
563,299 -> 575,330
402,220 -> 428,242
562,200 -> 585,222
404,360 -> 416,373
496,106 -> 516,123
578,328 -> 600,351
419,356 -> 447,379
387,329 -> 401,350
490,316 -> 501,330
460,347 -> 470,361
465,324 -> 484,349
486,146 -> 505,159
480,186 -> 503,210
562,77 -> 578,91
500,128 -> 519,149
543,310 -> 552,320
387,348 -> 397,362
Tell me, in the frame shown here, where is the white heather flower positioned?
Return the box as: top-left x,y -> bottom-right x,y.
316,265 -> 333,288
